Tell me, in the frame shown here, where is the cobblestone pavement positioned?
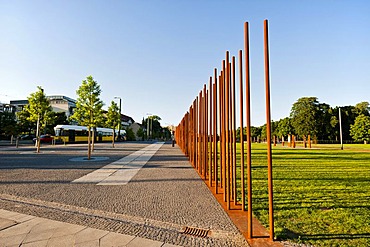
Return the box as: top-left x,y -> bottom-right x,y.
0,142 -> 249,246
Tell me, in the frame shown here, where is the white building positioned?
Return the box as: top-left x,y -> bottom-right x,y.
10,95 -> 76,118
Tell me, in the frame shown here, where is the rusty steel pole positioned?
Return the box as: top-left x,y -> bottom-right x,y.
213,70 -> 218,193
245,21 -> 253,238
202,89 -> 206,176
189,105 -> 193,165
199,92 -> 201,173
228,61 -> 233,203
221,62 -> 226,201
225,52 -> 231,209
232,56 -> 237,206
264,19 -> 274,241
204,85 -> 208,179
239,50 -> 245,211
229,61 -> 234,203
220,72 -> 223,192
209,77 -> 213,186
192,99 -> 197,167
196,96 -> 199,170
215,72 -> 220,194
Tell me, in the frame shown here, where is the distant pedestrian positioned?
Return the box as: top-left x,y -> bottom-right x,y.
171,132 -> 175,147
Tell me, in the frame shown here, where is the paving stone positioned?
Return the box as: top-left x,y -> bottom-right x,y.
74,239 -> 100,247
22,228 -> 54,244
0,233 -> 27,246
0,218 -> 17,231
51,224 -> 86,238
47,234 -> 76,247
2,213 -> 35,223
100,232 -> 135,247
74,227 -> 109,244
0,218 -> 43,238
162,243 -> 181,247
126,237 -> 164,247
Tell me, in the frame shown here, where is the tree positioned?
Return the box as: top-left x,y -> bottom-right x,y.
53,112 -> 69,125
316,103 -> 333,140
0,111 -> 17,139
290,97 -> 320,139
16,109 -> 35,135
105,101 -> 120,147
353,102 -> 370,116
125,127 -> 136,141
335,106 -> 357,141
70,76 -> 104,159
250,126 -> 262,142
143,115 -> 168,140
277,117 -> 294,140
350,114 -> 370,143
19,87 -> 54,152
136,127 -> 145,140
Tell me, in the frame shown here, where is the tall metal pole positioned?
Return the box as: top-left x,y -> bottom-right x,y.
147,118 -> 149,140
225,52 -> 231,209
239,49 -> 245,212
213,69 -> 218,193
244,22 -> 253,238
114,97 -> 122,139
264,19 -> 274,241
339,107 -> 343,150
209,77 -> 213,186
232,56 -> 237,206
204,85 -> 208,179
221,62 -> 226,200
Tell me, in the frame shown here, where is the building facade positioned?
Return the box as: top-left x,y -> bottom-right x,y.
10,95 -> 76,118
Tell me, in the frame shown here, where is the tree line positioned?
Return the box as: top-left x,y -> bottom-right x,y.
238,97 -> 370,143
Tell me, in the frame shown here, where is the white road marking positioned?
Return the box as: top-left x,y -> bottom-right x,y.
72,142 -> 164,185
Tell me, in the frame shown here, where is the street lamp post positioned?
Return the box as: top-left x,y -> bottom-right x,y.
339,107 -> 343,150
146,113 -> 152,140
114,97 -> 122,140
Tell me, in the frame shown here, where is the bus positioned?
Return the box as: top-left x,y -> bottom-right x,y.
54,125 -> 124,143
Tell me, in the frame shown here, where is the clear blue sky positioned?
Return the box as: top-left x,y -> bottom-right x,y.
1,0 -> 369,127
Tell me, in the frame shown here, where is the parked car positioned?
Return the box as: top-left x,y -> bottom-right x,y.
20,134 -> 36,140
33,135 -> 53,143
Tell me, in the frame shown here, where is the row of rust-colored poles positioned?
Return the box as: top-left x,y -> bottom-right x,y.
175,20 -> 274,240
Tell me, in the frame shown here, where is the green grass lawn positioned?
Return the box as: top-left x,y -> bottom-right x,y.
246,143 -> 370,246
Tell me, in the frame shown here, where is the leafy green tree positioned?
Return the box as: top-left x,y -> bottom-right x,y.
52,112 -> 68,125
136,127 -> 145,140
0,111 -> 17,139
251,126 -> 262,142
19,87 -> 54,152
277,117 -> 294,140
316,103 -> 333,140
71,76 -> 104,159
353,102 -> 370,116
260,124 -> 267,141
329,114 -> 339,141
350,114 -> 370,143
271,120 -> 279,140
125,127 -> 136,141
334,106 -> 357,141
144,115 -> 163,139
290,97 -> 320,139
16,109 -> 35,135
105,101 -> 120,147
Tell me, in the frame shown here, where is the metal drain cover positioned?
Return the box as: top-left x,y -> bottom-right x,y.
182,226 -> 210,238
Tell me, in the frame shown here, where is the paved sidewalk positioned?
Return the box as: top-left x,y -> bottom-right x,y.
0,209 -> 175,247
0,142 -> 249,247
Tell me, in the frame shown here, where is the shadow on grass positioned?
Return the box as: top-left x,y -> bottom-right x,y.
280,228 -> 370,241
